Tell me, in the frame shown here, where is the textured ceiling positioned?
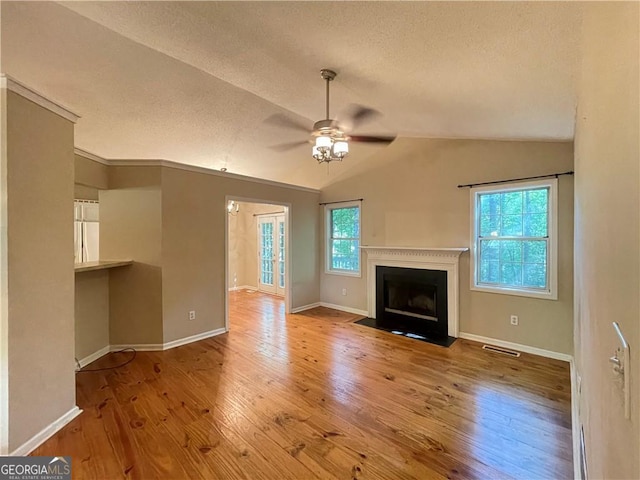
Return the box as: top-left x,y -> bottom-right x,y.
0,1 -> 582,189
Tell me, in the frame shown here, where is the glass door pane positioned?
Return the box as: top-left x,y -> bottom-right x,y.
276,216 -> 285,295
257,214 -> 285,296
258,218 -> 276,294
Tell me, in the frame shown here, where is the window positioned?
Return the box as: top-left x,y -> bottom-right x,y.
470,179 -> 557,299
325,202 -> 361,276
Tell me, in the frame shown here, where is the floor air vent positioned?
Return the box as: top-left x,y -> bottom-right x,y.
482,344 -> 521,357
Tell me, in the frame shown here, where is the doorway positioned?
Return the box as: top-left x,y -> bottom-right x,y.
225,199 -> 290,331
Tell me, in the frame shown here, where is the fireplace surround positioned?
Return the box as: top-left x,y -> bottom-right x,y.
361,246 -> 467,338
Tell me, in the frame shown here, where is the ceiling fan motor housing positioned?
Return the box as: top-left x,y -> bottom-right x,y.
313,119 -> 347,139
320,69 -> 337,81
312,119 -> 348,148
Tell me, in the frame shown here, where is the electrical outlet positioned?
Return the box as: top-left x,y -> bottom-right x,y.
189,310 -> 196,321
510,315 -> 519,326
341,288 -> 347,296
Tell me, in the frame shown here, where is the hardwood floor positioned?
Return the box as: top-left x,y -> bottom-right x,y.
33,290 -> 573,479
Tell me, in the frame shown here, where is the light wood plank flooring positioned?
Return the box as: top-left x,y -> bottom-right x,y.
33,290 -> 573,479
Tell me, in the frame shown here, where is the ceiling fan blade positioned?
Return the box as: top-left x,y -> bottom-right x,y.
264,113 -> 311,133
339,104 -> 381,131
350,135 -> 396,144
269,140 -> 309,152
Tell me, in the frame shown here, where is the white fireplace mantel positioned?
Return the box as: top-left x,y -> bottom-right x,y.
361,246 -> 468,338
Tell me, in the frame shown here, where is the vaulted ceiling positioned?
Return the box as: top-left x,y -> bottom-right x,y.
1,1 -> 582,189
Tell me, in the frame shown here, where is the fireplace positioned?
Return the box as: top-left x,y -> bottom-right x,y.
358,246 -> 467,346
376,266 -> 448,340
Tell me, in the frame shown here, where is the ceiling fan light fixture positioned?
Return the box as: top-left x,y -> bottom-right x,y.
227,200 -> 239,214
312,134 -> 349,163
333,140 -> 349,157
315,135 -> 332,149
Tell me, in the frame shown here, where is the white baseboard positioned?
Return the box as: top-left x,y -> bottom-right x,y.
570,359 -> 582,480
110,343 -> 164,352
291,302 -> 321,313
291,302 -> 368,317
162,328 -> 227,350
77,345 -> 110,369
10,406 -> 82,456
320,302 -> 368,317
458,332 -> 573,362
109,328 -> 227,353
228,285 -> 256,292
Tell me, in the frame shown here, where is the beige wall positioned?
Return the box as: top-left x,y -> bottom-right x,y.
321,138 -> 574,354
109,164 -> 162,189
75,153 -> 108,189
74,270 -> 109,360
5,91 -> 76,451
574,3 -> 639,479
160,168 -> 220,343
73,153 -> 110,358
228,202 -> 284,290
74,153 -> 107,200
98,165 -> 320,345
160,166 -> 319,343
100,185 -> 163,345
74,184 -> 99,201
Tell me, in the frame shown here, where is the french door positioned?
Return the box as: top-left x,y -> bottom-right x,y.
257,214 -> 285,296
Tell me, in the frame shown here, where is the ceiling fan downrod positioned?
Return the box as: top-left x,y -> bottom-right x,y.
320,69 -> 336,120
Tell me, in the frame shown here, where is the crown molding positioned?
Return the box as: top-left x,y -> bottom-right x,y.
108,159 -> 320,194
73,150 -> 319,193
73,152 -> 319,194
74,148 -> 110,166
0,74 -> 80,124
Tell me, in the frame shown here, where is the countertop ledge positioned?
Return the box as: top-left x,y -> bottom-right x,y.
75,260 -> 133,273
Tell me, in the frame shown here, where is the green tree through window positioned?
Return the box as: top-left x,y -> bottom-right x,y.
471,179 -> 558,299
326,203 -> 360,274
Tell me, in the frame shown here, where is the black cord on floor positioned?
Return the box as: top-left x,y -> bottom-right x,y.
76,348 -> 137,373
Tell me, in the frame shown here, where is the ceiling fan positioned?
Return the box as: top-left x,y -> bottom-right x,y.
266,69 -> 396,163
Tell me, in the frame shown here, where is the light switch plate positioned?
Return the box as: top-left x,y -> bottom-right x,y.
612,322 -> 630,419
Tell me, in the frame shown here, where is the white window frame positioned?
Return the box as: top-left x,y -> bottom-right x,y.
325,201 -> 361,277
470,178 -> 558,300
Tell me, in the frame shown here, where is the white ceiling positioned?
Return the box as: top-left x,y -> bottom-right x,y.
0,1 -> 582,189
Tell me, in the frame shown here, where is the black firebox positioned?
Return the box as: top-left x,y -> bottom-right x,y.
357,265 -> 453,347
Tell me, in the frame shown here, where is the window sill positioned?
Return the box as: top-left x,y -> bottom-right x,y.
325,269 -> 361,278
471,284 -> 557,300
